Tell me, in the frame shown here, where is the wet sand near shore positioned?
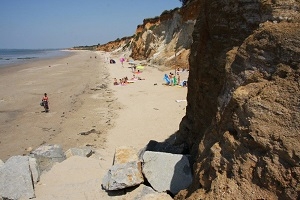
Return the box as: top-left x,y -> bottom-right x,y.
0,51 -> 117,161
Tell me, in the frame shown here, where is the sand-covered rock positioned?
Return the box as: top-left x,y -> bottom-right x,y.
30,144 -> 66,173
65,146 -> 93,158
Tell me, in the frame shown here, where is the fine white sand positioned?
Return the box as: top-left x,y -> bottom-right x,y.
0,50 -> 188,199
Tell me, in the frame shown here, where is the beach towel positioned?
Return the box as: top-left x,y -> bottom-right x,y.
163,74 -> 170,85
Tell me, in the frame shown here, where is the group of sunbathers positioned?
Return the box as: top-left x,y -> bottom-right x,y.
113,74 -> 145,86
165,72 -> 180,86
163,68 -> 188,87
113,77 -> 128,86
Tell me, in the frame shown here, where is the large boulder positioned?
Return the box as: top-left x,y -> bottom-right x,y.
0,156 -> 37,200
30,144 -> 66,172
142,151 -> 192,195
102,161 -> 144,190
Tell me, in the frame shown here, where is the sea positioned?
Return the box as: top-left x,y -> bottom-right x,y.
0,49 -> 72,67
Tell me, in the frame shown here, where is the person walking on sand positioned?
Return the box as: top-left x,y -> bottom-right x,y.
42,93 -> 49,112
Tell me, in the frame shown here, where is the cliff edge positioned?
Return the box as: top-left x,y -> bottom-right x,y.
175,0 -> 300,199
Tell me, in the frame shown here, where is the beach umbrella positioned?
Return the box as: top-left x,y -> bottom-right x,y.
136,65 -> 144,70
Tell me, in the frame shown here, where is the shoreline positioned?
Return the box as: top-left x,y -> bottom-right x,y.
0,50 -> 76,74
0,49 -> 76,69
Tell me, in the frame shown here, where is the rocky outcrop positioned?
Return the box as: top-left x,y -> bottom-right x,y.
174,0 -> 300,199
102,145 -> 193,197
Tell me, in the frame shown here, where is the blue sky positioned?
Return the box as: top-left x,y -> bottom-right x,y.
0,0 -> 181,49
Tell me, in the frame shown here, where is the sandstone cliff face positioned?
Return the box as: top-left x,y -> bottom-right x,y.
130,1 -> 201,70
175,0 -> 300,199
97,0 -> 201,70
97,36 -> 132,52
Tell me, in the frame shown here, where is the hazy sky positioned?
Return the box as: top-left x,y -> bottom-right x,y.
0,0 -> 181,49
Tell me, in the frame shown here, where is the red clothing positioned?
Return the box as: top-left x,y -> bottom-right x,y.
42,96 -> 48,101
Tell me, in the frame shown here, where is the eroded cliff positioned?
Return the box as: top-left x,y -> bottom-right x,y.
175,0 -> 300,199
97,0 -> 201,70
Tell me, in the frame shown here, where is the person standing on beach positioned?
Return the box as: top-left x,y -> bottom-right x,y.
177,72 -> 180,85
42,93 -> 49,112
120,57 -> 125,67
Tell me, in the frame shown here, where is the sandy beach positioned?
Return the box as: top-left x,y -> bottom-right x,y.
0,50 -> 188,199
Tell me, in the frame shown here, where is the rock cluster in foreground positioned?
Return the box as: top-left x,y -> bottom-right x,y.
102,145 -> 192,197
0,144 -> 92,200
0,140 -> 192,199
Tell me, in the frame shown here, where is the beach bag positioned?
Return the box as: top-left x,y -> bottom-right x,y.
40,101 -> 44,106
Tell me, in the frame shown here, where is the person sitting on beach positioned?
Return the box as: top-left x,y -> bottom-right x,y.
113,78 -> 119,85
181,80 -> 188,87
124,76 -> 128,84
131,74 -> 138,81
134,69 -> 141,74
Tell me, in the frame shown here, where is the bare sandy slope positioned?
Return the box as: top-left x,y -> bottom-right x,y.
0,50 -> 188,199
